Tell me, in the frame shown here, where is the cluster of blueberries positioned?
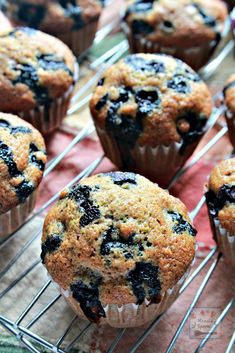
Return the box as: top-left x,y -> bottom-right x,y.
0,119 -> 46,204
41,171 -> 197,321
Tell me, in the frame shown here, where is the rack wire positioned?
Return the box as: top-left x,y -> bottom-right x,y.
0,12 -> 234,353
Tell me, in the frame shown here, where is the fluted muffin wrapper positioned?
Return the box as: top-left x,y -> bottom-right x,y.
0,190 -> 37,238
17,63 -> 79,135
122,23 -> 221,71
225,108 -> 235,149
55,20 -> 99,57
213,218 -> 235,267
95,126 -> 201,188
59,269 -> 190,328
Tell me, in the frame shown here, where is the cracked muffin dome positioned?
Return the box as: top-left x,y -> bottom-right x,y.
0,27 -> 76,113
42,172 -> 196,325
2,0 -> 102,56
90,54 -> 212,185
223,74 -> 235,149
0,113 -> 47,214
205,158 -> 235,234
123,0 -> 227,70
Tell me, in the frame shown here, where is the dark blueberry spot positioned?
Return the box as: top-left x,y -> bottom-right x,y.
132,19 -> 155,35
192,4 -> 216,27
41,235 -> 62,263
58,0 -> 85,30
37,54 -> 73,76
17,4 -> 46,28
223,80 -> 235,96
125,55 -> 165,74
135,89 -> 160,115
0,119 -> 11,128
79,206 -> 100,227
11,126 -> 32,134
15,179 -> 35,203
127,262 -> 161,305
29,143 -> 45,172
106,171 -> 137,186
106,112 -> 142,147
100,226 -> 137,256
167,75 -> 190,94
167,211 -> 197,237
70,276 -> 105,322
125,0 -> 154,18
125,252 -> 133,259
97,78 -> 105,86
95,93 -> 109,110
176,111 -> 207,153
184,68 -> 201,83
12,62 -> 50,106
206,184 -> 235,218
0,141 -> 19,177
67,184 -> 100,227
162,20 -> 174,31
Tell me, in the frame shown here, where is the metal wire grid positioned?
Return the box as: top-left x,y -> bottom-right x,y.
0,19 -> 234,353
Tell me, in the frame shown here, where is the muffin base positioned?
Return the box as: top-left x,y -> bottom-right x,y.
55,20 -> 99,57
225,107 -> 235,150
0,191 -> 37,238
122,24 -> 221,71
60,270 -> 189,328
17,63 -> 79,135
213,218 -> 235,267
96,126 -> 201,188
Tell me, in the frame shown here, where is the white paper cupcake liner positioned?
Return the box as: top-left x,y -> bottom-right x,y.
213,218 -> 235,267
17,63 -> 79,135
0,190 -> 37,238
55,20 -> 99,57
122,23 -> 221,71
60,269 -> 190,328
225,108 -> 235,149
96,126 -> 200,187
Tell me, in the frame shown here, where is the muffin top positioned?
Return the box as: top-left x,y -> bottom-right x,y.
205,158 -> 235,234
42,172 -> 196,322
224,74 -> 235,115
123,0 -> 227,46
3,0 -> 102,34
90,54 -> 212,151
0,113 -> 47,214
0,27 -> 77,113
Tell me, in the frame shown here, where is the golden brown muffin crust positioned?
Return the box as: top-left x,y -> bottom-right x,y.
42,172 -> 196,322
224,74 -> 235,115
90,54 -> 212,147
0,113 -> 47,214
124,0 -> 227,47
206,158 -> 235,234
0,27 -> 76,112
4,0 -> 102,34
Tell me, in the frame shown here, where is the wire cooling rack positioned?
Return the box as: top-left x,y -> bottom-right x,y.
0,10 -> 235,353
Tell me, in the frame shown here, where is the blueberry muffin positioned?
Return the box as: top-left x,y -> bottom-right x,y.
41,172 -> 196,327
0,27 -> 78,134
0,113 -> 47,237
123,0 -> 228,71
224,75 -> 235,150
2,0 -> 102,56
205,158 -> 235,267
90,54 -> 212,187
